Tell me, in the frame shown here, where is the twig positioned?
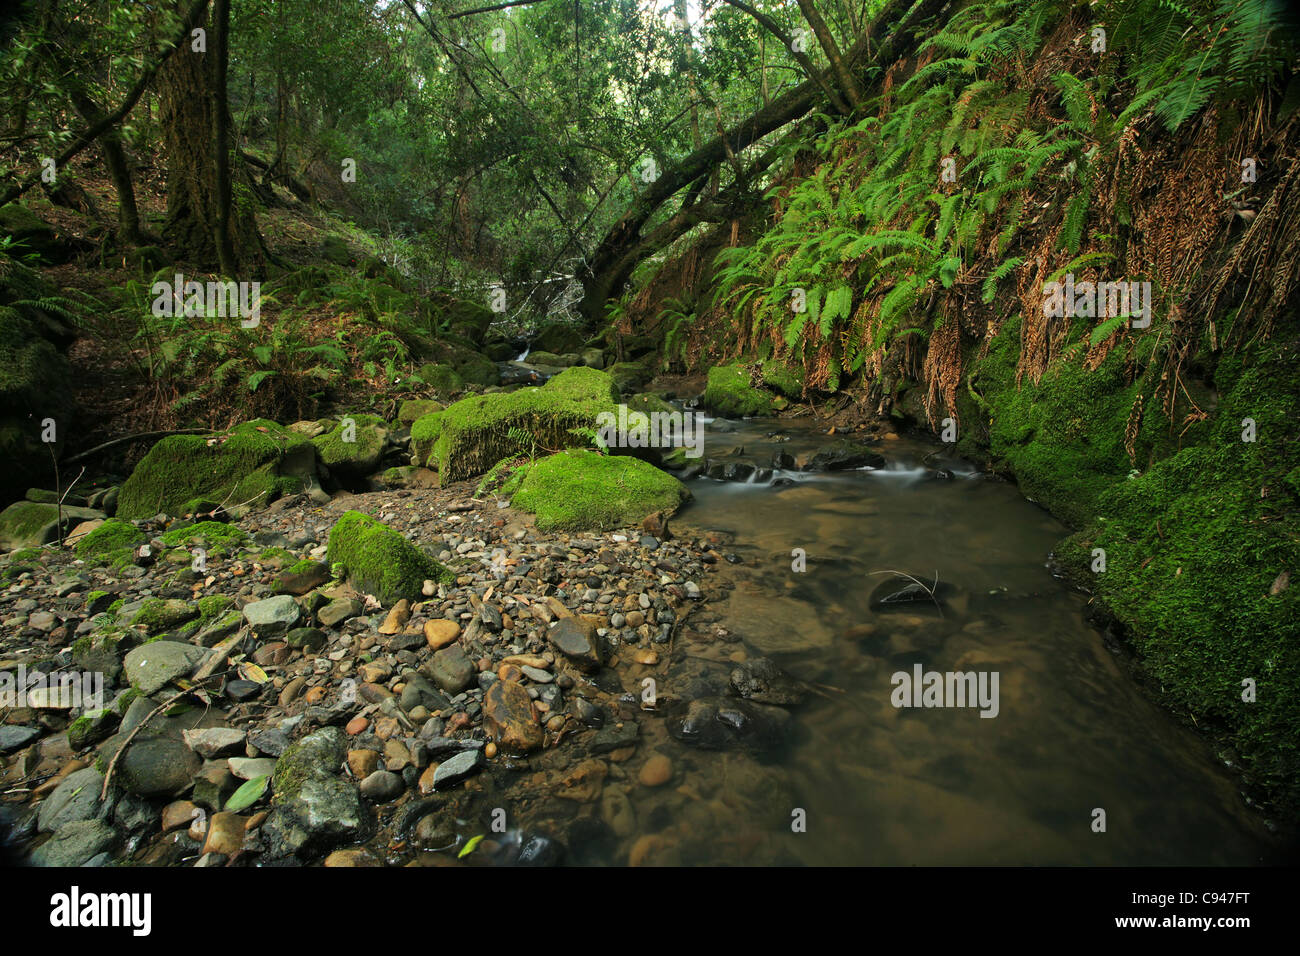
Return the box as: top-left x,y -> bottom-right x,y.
99,676 -> 221,800
867,568 -> 944,617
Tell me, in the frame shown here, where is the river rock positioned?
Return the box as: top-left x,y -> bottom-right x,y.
483,679 -> 543,753
547,617 -> 605,671
119,735 -> 202,797
667,697 -> 792,753
30,819 -> 116,867
796,440 -> 886,471
182,727 -> 246,759
243,594 -> 301,634
427,644 -> 474,694
359,770 -> 404,801
0,725 -> 38,753
730,657 -> 808,706
37,767 -> 108,833
432,749 -> 483,789
868,573 -> 951,611
123,641 -> 206,695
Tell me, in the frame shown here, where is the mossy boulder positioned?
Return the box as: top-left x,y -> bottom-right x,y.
440,298 -> 495,346
74,518 -> 146,558
512,449 -> 690,531
532,323 -> 585,355
130,598 -> 200,636
326,510 -> 452,605
0,500 -> 104,551
117,420 -> 318,519
311,414 -> 389,480
397,399 -> 443,425
415,363 -> 464,394
429,366 -> 620,482
760,359 -> 804,398
606,361 -> 653,394
626,392 -> 676,417
410,411 -> 445,468
0,203 -> 66,262
159,520 -> 248,554
702,364 -> 776,417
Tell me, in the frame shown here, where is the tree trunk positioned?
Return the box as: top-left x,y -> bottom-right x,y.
795,0 -> 862,109
157,1 -> 261,273
210,0 -> 236,274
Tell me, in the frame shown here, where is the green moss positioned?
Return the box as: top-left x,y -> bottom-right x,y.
115,689 -> 139,716
606,361 -> 652,394
310,414 -> 387,476
74,519 -> 146,558
326,509 -> 452,605
131,598 -> 199,634
702,364 -> 776,418
430,366 -> 621,481
511,449 -> 690,531
159,520 -> 248,550
416,363 -> 464,394
760,359 -> 804,398
398,399 -> 443,425
285,558 -> 317,576
197,594 -> 235,620
625,392 -> 675,416
117,420 -> 315,519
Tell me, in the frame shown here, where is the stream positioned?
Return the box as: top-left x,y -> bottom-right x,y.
597,412 -> 1278,866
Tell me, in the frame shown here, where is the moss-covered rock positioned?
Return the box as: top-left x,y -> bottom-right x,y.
0,203 -> 65,262
532,323 -> 585,355
131,598 -> 200,635
415,363 -> 464,394
702,364 -> 776,417
606,361 -> 653,395
74,518 -> 146,558
760,359 -> 804,398
626,392 -> 676,417
326,510 -> 452,605
410,411 -> 445,468
117,420 -> 317,519
511,449 -> 690,531
159,520 -> 248,553
310,414 -> 389,480
430,366 -> 620,482
397,399 -> 443,425
0,500 -> 104,551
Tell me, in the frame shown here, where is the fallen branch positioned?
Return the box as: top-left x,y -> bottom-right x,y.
99,676 -> 222,800
64,429 -> 210,465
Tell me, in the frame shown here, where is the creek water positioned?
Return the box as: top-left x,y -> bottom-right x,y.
608,413 -> 1279,866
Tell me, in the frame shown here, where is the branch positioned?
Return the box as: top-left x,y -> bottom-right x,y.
447,0 -> 548,18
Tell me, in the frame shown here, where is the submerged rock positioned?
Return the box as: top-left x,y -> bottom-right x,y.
730,658 -> 808,706
667,697 -> 792,752
868,573 -> 951,612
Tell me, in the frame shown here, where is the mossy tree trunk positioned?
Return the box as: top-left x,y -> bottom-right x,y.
157,1 -> 262,274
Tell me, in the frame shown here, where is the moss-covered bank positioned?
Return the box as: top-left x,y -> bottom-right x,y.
950,317 -> 1300,815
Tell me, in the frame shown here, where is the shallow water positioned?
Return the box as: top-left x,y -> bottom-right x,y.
612,416 -> 1278,866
